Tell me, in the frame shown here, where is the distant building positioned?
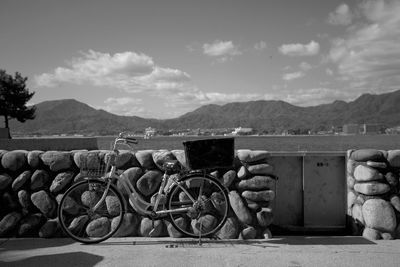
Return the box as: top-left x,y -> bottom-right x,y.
144,127 -> 156,139
343,124 -> 359,135
232,127 -> 253,135
361,124 -> 383,135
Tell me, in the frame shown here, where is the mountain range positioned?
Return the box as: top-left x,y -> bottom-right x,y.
10,89 -> 400,136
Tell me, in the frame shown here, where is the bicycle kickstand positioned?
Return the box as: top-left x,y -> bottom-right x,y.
149,219 -> 156,237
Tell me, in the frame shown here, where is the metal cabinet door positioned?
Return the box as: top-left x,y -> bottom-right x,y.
269,156 -> 303,228
303,156 -> 346,229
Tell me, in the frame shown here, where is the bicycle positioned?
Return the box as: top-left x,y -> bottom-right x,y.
57,132 -> 232,244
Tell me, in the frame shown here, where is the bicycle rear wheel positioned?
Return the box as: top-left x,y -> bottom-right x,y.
166,173 -> 229,238
58,180 -> 124,244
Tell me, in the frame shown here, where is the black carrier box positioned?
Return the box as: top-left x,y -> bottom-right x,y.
183,138 -> 235,170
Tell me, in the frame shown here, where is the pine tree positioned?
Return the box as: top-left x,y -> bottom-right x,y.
0,69 -> 36,137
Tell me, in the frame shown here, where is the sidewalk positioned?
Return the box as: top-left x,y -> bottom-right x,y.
1,236 -> 400,267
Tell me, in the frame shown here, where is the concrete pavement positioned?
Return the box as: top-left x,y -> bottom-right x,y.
1,236 -> 400,267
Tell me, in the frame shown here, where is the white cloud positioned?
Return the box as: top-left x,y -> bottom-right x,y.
203,40 -> 241,61
35,50 -> 191,94
327,0 -> 400,93
100,97 -> 144,116
254,41 -> 267,51
283,71 -> 305,81
328,3 -> 353,26
279,40 -> 320,56
299,62 -> 312,71
279,88 -> 354,106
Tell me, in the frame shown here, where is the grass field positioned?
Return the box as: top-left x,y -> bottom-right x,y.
96,134 -> 400,152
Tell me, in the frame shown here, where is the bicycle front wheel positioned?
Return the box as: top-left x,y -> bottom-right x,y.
166,173 -> 229,238
58,180 -> 124,244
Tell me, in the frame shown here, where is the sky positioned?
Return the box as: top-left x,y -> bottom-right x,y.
1,0 -> 400,119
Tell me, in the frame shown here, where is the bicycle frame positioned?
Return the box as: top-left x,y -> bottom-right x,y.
93,134 -> 200,219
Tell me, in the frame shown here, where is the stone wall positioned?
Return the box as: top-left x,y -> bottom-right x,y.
347,149 -> 400,240
0,149 -> 276,239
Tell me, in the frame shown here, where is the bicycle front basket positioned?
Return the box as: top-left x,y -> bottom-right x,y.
183,138 -> 235,170
79,153 -> 108,179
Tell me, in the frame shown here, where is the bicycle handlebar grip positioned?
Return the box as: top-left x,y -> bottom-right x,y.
125,137 -> 138,144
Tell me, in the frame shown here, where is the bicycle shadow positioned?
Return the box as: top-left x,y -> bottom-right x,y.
94,235 -> 376,248
0,251 -> 103,267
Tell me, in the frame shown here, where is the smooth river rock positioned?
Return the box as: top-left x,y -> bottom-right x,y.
228,191 -> 253,225
236,176 -> 276,191
241,190 -> 275,202
387,150 -> 400,168
353,165 -> 383,182
236,150 -> 269,163
354,182 -> 390,195
362,199 -> 396,233
350,149 -> 385,162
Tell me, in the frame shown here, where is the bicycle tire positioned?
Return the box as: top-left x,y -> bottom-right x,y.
58,179 -> 125,244
166,173 -> 229,238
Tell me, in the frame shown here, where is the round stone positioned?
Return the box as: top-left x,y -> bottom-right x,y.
362,227 -> 381,240
39,218 -> 60,238
354,182 -> 390,195
40,151 -> 73,172
353,165 -> 383,182
27,150 -> 44,168
240,226 -> 257,239
12,170 -> 32,191
228,191 -> 253,225
68,215 -> 89,235
139,218 -> 164,237
237,150 -> 269,163
105,195 -> 121,217
30,170 -> 51,192
1,150 -> 28,172
384,172 -> 399,187
247,164 -> 274,175
222,170 -> 237,187
390,195 -> 400,213
216,216 -> 240,239
0,212 -> 22,236
135,150 -> 157,170
18,213 -> 44,237
237,166 -> 249,180
18,190 -> 32,210
347,190 -> 357,208
256,207 -> 274,227
191,215 -> 217,235
350,149 -> 385,162
111,213 -> 139,237
136,170 -> 162,196
366,161 -> 387,169
50,171 -> 74,194
362,199 -> 396,232
31,190 -> 58,218
165,217 -> 187,238
114,150 -> 135,169
347,174 -> 356,190
241,190 -> 275,202
236,176 -> 276,191
86,217 -> 111,237
346,158 -> 358,176
387,150 -> 400,168
118,167 -> 143,196
351,203 -> 364,225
